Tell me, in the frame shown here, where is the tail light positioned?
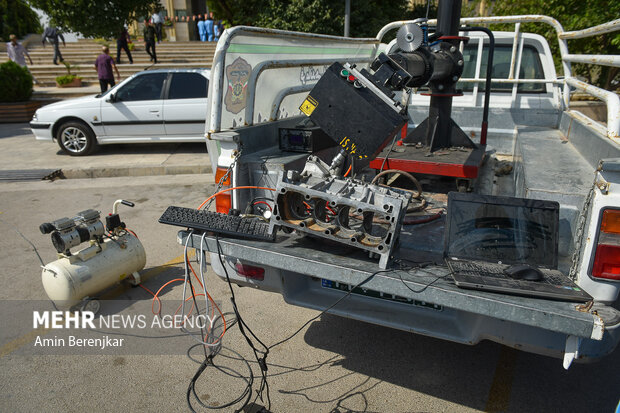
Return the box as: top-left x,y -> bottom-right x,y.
235,263 -> 265,281
214,167 -> 231,214
592,209 -> 620,281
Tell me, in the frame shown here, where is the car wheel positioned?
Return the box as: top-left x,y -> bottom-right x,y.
57,121 -> 98,156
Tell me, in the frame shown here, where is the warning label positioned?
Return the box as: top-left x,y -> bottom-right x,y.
299,96 -> 318,116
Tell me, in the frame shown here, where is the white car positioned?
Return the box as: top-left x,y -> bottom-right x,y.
30,68 -> 210,156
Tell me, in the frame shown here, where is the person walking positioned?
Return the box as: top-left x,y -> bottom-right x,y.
42,26 -> 65,65
116,26 -> 133,64
94,46 -> 120,93
205,13 -> 214,42
151,11 -> 164,44
6,34 -> 38,84
197,16 -> 206,42
143,19 -> 157,64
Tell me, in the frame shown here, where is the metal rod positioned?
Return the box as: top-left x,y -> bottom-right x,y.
344,0 -> 351,37
459,26 -> 495,146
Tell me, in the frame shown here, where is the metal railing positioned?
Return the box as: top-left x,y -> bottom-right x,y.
378,16 -> 620,141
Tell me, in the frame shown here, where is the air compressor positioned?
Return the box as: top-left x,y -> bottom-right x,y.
40,199 -> 146,311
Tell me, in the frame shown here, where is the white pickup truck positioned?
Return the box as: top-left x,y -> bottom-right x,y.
181,15 -> 620,368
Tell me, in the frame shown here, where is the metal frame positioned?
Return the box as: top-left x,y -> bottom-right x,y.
378,16 -> 620,141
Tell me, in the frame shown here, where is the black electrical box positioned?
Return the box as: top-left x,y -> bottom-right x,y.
299,62 -> 408,165
279,126 -> 334,153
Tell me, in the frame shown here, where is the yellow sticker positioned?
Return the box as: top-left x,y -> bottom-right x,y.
299,96 -> 318,116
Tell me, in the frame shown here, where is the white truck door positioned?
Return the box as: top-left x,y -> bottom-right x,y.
101,72 -> 167,138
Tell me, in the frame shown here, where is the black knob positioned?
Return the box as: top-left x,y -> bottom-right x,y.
39,222 -> 55,234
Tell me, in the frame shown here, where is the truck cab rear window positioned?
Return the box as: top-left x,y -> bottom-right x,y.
459,44 -> 546,93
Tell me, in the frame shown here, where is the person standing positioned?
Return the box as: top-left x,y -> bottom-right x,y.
197,16 -> 206,42
143,19 -> 157,64
116,26 -> 133,64
205,13 -> 214,42
151,11 -> 164,44
214,20 -> 224,41
6,34 -> 38,84
42,26 -> 65,65
94,46 -> 120,93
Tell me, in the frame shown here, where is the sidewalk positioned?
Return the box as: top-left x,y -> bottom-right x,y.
0,123 -> 212,181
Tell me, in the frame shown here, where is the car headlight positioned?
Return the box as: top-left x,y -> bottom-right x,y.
32,112 -> 38,121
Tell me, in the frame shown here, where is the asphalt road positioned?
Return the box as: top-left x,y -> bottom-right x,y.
0,124 -> 618,413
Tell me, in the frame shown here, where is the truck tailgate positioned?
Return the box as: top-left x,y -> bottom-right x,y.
179,231 -> 603,341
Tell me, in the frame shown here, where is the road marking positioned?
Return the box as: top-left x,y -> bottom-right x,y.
0,251 -> 193,359
0,326 -> 49,358
484,346 -> 518,412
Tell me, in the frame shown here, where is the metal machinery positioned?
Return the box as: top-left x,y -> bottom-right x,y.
270,156 -> 412,269
367,0 -> 493,186
40,200 -> 146,311
271,0 -> 486,267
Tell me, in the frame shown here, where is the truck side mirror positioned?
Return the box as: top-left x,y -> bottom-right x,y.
105,93 -> 116,103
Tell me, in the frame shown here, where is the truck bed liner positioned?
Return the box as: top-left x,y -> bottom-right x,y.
515,126 -> 593,209
180,230 -> 603,340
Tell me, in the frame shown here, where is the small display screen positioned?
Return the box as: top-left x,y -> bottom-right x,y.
288,133 -> 304,146
279,128 -> 311,152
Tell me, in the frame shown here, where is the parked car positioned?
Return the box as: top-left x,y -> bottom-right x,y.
29,68 -> 210,156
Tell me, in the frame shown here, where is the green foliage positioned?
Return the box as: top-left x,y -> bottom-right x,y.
0,0 -> 42,41
207,0 -> 434,38
0,60 -> 33,102
29,0 -> 160,38
55,74 -> 81,85
61,60 -> 79,75
93,38 -> 111,47
465,0 -> 620,90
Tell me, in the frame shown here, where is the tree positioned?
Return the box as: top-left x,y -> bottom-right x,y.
28,0 -> 161,38
0,0 -> 41,41
465,0 -> 620,90
207,0 -> 435,39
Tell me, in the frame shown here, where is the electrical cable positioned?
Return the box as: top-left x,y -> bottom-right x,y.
251,200 -> 273,211
398,271 -> 448,294
268,268 -> 394,351
197,186 -> 276,210
344,164 -> 352,177
215,235 -> 271,410
0,218 -> 45,266
187,346 -> 253,412
371,168 -> 423,199
379,133 -> 399,173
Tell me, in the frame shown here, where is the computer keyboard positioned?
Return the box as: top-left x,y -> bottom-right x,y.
159,206 -> 275,241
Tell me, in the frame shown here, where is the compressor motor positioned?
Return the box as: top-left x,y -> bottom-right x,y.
40,199 -> 146,311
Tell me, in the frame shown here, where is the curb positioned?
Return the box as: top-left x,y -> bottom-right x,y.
59,164 -> 212,179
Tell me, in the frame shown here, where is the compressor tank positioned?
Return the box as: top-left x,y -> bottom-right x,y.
41,233 -> 146,308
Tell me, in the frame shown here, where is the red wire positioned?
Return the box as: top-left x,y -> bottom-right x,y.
252,200 -> 273,211
344,165 -> 352,177
125,228 -> 139,238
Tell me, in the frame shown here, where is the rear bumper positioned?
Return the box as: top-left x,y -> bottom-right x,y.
210,253 -> 620,362
178,231 -> 620,364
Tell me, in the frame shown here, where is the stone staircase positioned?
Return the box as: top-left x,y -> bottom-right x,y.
1,39 -> 217,99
